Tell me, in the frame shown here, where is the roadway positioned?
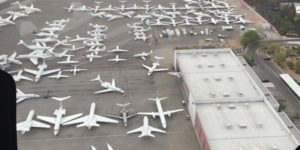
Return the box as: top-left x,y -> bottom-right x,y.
246,40 -> 300,128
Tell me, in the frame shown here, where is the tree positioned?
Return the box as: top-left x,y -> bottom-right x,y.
264,43 -> 280,54
241,30 -> 262,47
295,60 -> 300,74
243,54 -> 255,66
278,98 -> 287,112
287,61 -> 295,70
274,51 -> 286,67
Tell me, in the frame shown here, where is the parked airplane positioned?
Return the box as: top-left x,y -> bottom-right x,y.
86,53 -> 102,62
87,46 -> 106,54
48,71 -> 69,80
6,11 -> 28,20
24,60 -> 60,82
107,55 -> 127,63
133,50 -> 152,60
0,52 -> 22,65
106,103 -> 137,127
127,116 -> 166,138
17,40 -> 51,51
91,75 -> 125,94
17,89 -> 40,104
69,35 -> 88,42
11,1 -> 41,14
57,55 -> 78,64
0,15 -> 15,25
34,31 -> 57,37
63,102 -> 118,129
91,143 -> 114,150
168,72 -> 181,78
17,50 -> 51,65
108,46 -> 128,53
37,96 -> 83,135
118,11 -> 135,18
234,16 -> 253,24
32,35 -> 59,43
142,56 -> 169,76
17,110 -> 50,134
138,97 -> 184,128
63,65 -> 87,76
64,45 -> 85,51
134,34 -> 152,42
104,14 -> 124,21
12,70 -> 33,82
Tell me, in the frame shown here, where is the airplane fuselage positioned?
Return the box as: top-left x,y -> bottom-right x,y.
53,107 -> 66,135
155,100 -> 167,128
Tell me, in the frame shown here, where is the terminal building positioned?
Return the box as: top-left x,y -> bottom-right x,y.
173,48 -> 300,150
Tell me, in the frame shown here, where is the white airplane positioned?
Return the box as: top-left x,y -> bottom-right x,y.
63,3 -> 77,13
118,11 -> 135,18
100,4 -> 117,11
50,50 -> 70,58
11,2 -> 41,14
89,1 -> 102,13
106,103 -> 137,127
91,75 -> 125,94
73,5 -> 91,12
16,89 -> 40,104
24,60 -> 60,82
125,3 -> 144,10
32,35 -> 59,43
133,14 -> 152,22
138,97 -> 184,128
87,46 -> 106,54
17,110 -> 50,134
149,19 -> 169,26
57,55 -> 78,64
37,96 -> 83,135
91,143 -> 114,150
89,23 -> 108,31
151,12 -> 173,20
63,102 -> 119,129
48,71 -> 69,80
12,70 -> 33,82
168,72 -> 181,78
104,14 -> 124,21
17,50 -> 51,65
17,40 -> 51,51
162,10 -> 181,18
6,11 -> 28,20
83,40 -> 105,48
53,38 -> 72,47
108,46 -> 128,53
179,18 -> 198,26
0,52 -> 22,65
234,17 -> 253,24
127,116 -> 166,138
142,56 -> 169,76
133,50 -> 152,60
89,12 -> 108,18
34,31 -> 57,37
40,26 -> 65,33
63,65 -> 87,76
69,35 -> 88,42
0,15 -> 15,25
64,45 -> 85,51
86,53 -> 102,62
107,55 -> 127,63
134,34 -> 152,42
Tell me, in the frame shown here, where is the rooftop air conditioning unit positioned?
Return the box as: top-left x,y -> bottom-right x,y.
271,146 -> 278,150
229,76 -> 234,80
256,121 -> 263,128
237,147 -> 243,150
208,64 -> 214,68
221,63 -> 225,67
239,123 -> 247,128
216,104 -> 221,109
225,122 -> 232,129
198,64 -> 202,68
204,77 -> 208,81
193,52 -> 196,57
210,92 -> 216,98
251,147 -> 261,150
223,93 -> 229,97
202,53 -> 207,57
215,77 -> 221,81
228,104 -> 236,109
245,103 -> 250,108
238,92 -> 243,97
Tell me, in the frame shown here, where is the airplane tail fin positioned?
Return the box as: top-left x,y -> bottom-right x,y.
51,96 -> 71,102
116,103 -> 130,108
90,75 -> 103,83
148,97 -> 167,101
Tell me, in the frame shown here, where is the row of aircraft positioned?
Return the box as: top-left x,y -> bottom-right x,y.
0,1 -> 41,28
17,96 -> 183,138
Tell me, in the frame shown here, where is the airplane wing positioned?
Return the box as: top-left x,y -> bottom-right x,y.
111,79 -> 115,87
94,115 -> 119,123
24,68 -> 38,75
42,69 -> 60,75
142,64 -> 151,70
141,57 -> 146,60
21,75 -> 33,81
127,126 -> 143,134
138,112 -> 160,117
63,116 -> 88,125
94,89 -> 114,94
163,109 -> 184,116
61,113 -> 83,124
37,115 -> 56,124
107,58 -> 116,62
106,114 -> 123,119
17,122 -> 29,131
149,126 -> 166,133
154,68 -> 169,72
31,120 -> 51,128
127,113 -> 138,119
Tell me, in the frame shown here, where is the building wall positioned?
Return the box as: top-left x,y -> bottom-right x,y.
195,111 -> 211,150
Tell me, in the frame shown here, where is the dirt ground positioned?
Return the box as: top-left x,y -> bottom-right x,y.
226,38 -> 243,53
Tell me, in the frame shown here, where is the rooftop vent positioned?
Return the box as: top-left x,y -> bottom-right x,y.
193,52 -> 197,57
225,122 -> 232,129
251,147 -> 261,150
228,104 -> 236,109
239,122 -> 247,129
202,53 -> 207,57
245,103 -> 250,108
215,77 -> 221,81
223,93 -> 229,97
198,64 -> 202,68
271,146 -> 278,150
208,64 -> 214,68
214,52 -> 218,56
237,92 -> 243,97
216,104 -> 221,109
237,147 -> 243,150
228,76 -> 234,80
256,121 -> 263,128
221,63 -> 225,67
209,92 -> 216,98
204,77 -> 208,81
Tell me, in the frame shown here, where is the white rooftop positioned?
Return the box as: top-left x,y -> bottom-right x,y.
197,102 -> 298,149
176,48 -> 264,103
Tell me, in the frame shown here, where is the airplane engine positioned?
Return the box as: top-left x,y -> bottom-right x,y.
152,112 -> 156,118
167,113 -> 171,117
